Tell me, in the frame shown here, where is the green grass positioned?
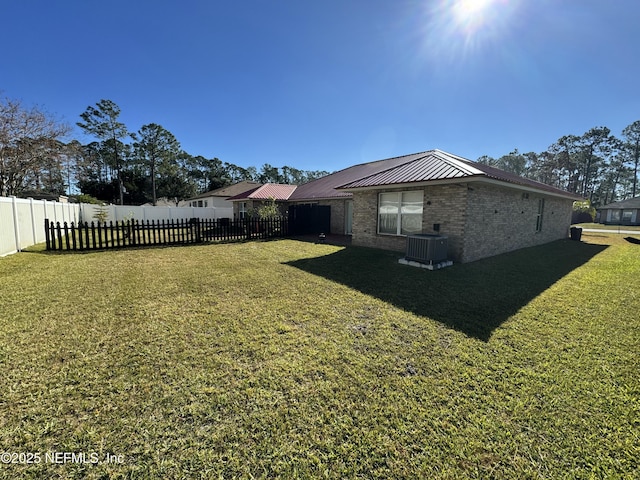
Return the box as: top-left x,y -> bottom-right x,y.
0,234 -> 638,479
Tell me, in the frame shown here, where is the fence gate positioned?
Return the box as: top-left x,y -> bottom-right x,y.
288,205 -> 331,235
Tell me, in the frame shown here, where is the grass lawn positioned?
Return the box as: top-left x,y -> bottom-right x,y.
0,233 -> 638,479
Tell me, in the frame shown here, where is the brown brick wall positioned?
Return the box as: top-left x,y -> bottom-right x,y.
351,186 -> 469,258
422,185 -> 467,262
463,183 -> 572,263
350,182 -> 573,263
351,190 -> 407,251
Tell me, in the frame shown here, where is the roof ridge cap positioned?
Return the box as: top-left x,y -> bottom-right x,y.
431,149 -> 485,175
344,150 -> 435,169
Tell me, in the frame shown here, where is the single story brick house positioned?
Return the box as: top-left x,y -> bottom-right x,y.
228,183 -> 297,218
292,149 -> 582,263
596,196 -> 640,225
288,153 -> 426,234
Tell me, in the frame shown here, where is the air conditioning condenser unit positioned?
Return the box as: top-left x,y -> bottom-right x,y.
405,234 -> 448,264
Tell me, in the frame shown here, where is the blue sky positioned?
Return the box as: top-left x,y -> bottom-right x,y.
2,0 -> 639,173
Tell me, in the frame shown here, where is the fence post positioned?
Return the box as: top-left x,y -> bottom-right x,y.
10,196 -> 21,253
45,219 -> 50,250
56,222 -> 63,250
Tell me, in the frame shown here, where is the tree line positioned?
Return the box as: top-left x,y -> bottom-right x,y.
1,96 -> 329,205
477,122 -> 640,207
2,94 -> 638,207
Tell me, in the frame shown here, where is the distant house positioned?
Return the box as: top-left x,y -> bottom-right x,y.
228,184 -> 297,218
183,181 -> 261,209
19,193 -> 69,203
291,149 -> 581,263
596,196 -> 640,225
141,197 -> 180,207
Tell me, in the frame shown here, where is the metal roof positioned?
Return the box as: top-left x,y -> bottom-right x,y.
228,183 -> 297,201
337,150 -> 483,188
216,150 -> 582,203
337,149 -> 582,200
289,152 -> 429,201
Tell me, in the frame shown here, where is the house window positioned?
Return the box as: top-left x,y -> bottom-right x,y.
378,191 -> 423,236
197,200 -> 203,207
611,210 -> 621,223
622,210 -> 633,223
536,198 -> 545,232
239,202 -> 247,219
204,201 -> 208,207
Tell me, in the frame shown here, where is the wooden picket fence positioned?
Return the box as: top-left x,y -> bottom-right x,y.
44,217 -> 289,251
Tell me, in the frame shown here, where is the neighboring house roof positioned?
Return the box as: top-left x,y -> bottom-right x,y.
187,181 -> 261,200
228,183 -> 297,201
598,196 -> 640,210
337,149 -> 582,200
142,197 -> 177,207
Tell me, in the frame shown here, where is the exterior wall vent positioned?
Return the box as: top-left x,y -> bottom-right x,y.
405,234 -> 448,264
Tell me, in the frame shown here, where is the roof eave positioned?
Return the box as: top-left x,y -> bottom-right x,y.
337,177 -> 479,192
474,177 -> 584,200
289,193 -> 353,201
339,176 -> 582,200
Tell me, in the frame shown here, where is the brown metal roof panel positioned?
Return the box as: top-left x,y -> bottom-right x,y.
339,152 -> 475,188
471,163 -> 583,198
338,149 -> 580,199
289,152 -> 428,200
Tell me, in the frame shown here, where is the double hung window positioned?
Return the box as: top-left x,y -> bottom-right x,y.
239,202 -> 248,219
378,191 -> 423,236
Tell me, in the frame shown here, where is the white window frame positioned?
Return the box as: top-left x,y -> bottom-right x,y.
377,191 -> 423,236
239,202 -> 248,219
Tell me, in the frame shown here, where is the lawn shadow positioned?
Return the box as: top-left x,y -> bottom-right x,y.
284,239 -> 608,341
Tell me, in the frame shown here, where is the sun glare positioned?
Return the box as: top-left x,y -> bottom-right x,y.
452,0 -> 500,34
412,0 -> 518,64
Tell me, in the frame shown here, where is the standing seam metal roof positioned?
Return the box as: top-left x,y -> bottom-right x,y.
227,183 -> 297,201
338,151 -> 483,188
337,149 -> 581,199
288,152 -> 431,201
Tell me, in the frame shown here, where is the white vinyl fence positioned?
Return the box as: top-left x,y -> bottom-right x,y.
0,197 -> 233,257
0,196 -> 80,256
78,204 -> 233,223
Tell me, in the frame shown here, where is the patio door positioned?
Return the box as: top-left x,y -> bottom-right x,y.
345,200 -> 353,235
